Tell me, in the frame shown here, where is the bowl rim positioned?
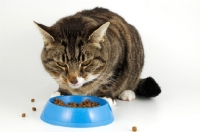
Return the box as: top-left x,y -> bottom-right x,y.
49,95 -> 109,109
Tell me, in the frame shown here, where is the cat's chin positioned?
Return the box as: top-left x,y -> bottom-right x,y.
68,83 -> 83,89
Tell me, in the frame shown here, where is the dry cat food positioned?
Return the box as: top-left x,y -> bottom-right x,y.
132,126 -> 137,131
22,113 -> 26,117
21,98 -> 37,118
31,99 -> 35,102
32,107 -> 36,111
53,98 -> 100,108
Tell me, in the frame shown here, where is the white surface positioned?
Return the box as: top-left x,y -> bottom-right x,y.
1,0 -> 200,132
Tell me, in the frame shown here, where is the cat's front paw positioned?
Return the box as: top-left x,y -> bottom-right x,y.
51,91 -> 61,98
101,97 -> 116,107
118,90 -> 136,101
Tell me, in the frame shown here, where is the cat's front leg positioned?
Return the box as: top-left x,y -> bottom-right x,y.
51,91 -> 61,98
50,87 -> 71,98
95,85 -> 117,107
101,97 -> 117,107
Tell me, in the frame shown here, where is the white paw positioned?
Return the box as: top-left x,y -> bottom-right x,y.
51,91 -> 61,98
118,90 -> 136,101
101,97 -> 116,107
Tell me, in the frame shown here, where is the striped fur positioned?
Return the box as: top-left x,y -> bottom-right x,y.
35,7 -> 161,99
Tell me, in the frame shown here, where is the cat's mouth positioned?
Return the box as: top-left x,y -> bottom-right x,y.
67,77 -> 85,89
68,83 -> 83,89
68,73 -> 101,89
58,73 -> 100,89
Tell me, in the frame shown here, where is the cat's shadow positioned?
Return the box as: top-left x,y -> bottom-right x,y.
135,96 -> 154,101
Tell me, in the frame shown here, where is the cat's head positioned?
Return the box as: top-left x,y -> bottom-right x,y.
34,19 -> 110,89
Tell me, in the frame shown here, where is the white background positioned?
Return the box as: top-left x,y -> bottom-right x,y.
1,0 -> 200,132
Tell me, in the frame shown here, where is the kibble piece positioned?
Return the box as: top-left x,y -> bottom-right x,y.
22,113 -> 26,117
32,107 -> 36,111
31,99 -> 35,102
84,99 -> 90,103
53,98 -> 100,108
132,126 -> 137,131
87,103 -> 92,107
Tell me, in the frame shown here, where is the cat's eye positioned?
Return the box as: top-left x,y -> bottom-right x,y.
57,62 -> 66,67
81,60 -> 91,66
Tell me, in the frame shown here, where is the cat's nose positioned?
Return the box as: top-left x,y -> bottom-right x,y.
69,77 -> 78,84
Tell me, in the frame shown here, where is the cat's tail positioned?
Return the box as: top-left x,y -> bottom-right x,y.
134,77 -> 161,97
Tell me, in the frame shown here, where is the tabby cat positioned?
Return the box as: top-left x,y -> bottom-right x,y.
34,7 -> 161,106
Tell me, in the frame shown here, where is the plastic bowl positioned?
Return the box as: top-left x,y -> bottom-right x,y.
40,95 -> 114,127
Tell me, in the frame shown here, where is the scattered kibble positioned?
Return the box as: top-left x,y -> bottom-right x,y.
21,98 -> 37,118
32,107 -> 36,111
22,113 -> 26,117
53,98 -> 100,108
132,126 -> 137,131
31,99 -> 35,102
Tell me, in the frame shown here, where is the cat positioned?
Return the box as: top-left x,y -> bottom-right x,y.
34,7 -> 161,106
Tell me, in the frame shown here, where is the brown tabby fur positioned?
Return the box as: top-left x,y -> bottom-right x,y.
35,7 -> 160,99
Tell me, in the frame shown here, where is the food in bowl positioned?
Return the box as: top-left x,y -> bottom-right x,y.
53,98 -> 100,108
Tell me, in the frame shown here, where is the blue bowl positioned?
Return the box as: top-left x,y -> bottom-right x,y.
40,95 -> 114,127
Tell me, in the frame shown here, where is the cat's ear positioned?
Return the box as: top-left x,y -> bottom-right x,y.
88,22 -> 110,48
34,21 -> 55,42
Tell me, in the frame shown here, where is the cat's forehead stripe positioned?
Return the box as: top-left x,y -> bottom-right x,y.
64,38 -> 84,62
